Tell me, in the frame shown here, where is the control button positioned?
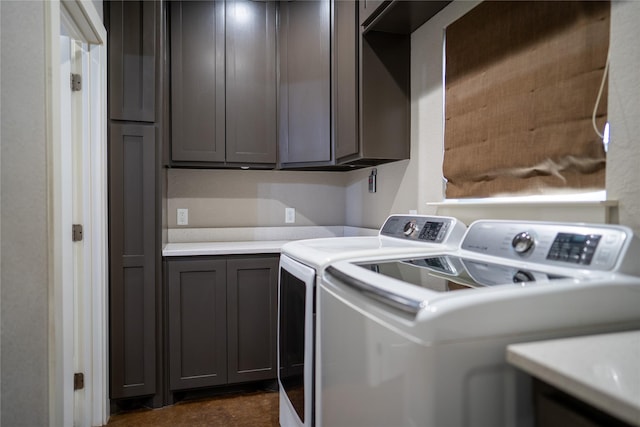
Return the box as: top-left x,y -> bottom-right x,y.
596,249 -> 612,265
604,233 -> 618,244
513,270 -> 535,283
403,221 -> 417,236
512,232 -> 535,254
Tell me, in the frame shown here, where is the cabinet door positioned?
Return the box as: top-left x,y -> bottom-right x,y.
168,258 -> 227,391
279,0 -> 332,165
109,123 -> 157,399
334,0 -> 360,161
108,0 -> 157,122
225,0 -> 277,164
227,257 -> 279,383
170,1 -> 225,162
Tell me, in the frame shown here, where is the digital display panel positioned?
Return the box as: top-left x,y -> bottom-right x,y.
547,233 -> 601,265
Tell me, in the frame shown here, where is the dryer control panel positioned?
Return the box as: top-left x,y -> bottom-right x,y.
380,215 -> 466,246
461,220 -> 635,272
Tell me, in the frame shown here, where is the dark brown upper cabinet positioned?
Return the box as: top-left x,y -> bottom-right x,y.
334,0 -> 361,162
279,0 -> 412,169
108,0 -> 157,122
352,0 -> 451,167
278,0 -> 332,167
357,29 -> 411,166
225,0 -> 278,164
170,0 -> 277,168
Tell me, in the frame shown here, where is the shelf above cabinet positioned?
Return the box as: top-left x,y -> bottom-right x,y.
362,0 -> 452,35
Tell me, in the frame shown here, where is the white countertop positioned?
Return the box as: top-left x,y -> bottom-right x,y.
162,226 -> 379,256
507,330 -> 640,426
163,240 -> 289,256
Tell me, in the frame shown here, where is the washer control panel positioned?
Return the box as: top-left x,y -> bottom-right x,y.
462,220 -> 634,271
546,232 -> 602,265
380,215 -> 466,245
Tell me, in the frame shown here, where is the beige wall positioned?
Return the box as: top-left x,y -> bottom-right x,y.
0,1 -> 50,425
344,160 -> 419,229
167,168 -> 347,227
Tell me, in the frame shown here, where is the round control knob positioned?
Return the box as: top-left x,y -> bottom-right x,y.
513,270 -> 535,283
403,221 -> 417,236
512,231 -> 535,254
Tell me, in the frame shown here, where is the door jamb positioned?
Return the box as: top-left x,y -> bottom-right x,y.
46,1 -> 107,425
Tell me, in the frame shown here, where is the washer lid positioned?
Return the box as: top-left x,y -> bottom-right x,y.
357,255 -> 571,293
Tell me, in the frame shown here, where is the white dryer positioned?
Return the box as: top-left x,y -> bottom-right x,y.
278,215 -> 467,427
319,220 -> 640,427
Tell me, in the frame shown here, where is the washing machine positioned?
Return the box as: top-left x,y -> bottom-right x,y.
278,215 -> 467,427
319,220 -> 640,427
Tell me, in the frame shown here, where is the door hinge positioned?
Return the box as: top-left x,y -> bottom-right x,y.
72,224 -> 83,242
70,73 -> 82,91
74,373 -> 84,391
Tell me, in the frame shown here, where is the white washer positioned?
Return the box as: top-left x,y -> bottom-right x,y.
319,220 -> 640,427
278,215 -> 467,427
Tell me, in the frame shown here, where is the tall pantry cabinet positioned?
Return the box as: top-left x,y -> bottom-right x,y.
106,0 -> 164,406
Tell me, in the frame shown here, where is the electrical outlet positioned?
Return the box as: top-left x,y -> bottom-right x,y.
177,208 -> 189,226
285,208 -> 295,224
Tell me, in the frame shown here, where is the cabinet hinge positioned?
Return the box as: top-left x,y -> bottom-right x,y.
70,73 -> 82,91
74,373 -> 84,390
72,224 -> 83,242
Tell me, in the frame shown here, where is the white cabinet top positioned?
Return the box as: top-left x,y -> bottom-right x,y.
162,226 -> 379,256
507,330 -> 640,426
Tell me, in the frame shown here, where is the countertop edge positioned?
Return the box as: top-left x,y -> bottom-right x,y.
162,241 -> 289,257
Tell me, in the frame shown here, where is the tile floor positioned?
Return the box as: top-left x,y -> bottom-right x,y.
105,390 -> 279,427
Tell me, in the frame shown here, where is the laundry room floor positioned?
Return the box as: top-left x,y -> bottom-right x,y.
105,390 -> 279,427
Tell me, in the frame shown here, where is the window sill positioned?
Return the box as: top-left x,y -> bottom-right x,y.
428,199 -> 618,208
427,198 -> 618,225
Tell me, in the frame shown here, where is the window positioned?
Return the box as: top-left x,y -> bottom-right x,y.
443,1 -> 609,199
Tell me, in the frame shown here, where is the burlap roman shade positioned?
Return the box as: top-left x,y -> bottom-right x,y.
444,1 -> 609,198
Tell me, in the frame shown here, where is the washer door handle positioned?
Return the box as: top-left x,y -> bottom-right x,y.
325,266 -> 425,316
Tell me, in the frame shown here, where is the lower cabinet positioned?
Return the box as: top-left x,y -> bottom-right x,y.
166,255 -> 279,392
533,379 -> 633,427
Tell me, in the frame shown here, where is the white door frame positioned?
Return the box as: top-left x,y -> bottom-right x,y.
46,1 -> 108,426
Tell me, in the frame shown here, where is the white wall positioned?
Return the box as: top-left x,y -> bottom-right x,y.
0,1 -> 50,425
92,0 -> 103,21
607,1 -> 640,234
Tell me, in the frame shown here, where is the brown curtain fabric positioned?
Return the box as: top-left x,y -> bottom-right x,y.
444,1 -> 609,198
